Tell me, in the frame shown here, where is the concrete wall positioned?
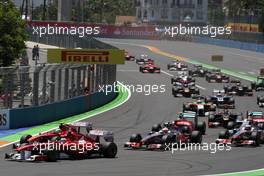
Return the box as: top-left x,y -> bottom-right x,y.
194,37 -> 264,53
9,91 -> 117,129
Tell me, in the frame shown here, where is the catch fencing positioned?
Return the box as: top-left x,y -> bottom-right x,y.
0,34 -> 117,109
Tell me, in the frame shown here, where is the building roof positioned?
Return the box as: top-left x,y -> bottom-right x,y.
115,16 -> 137,26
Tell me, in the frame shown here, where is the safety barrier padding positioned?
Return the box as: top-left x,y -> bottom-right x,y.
9,92 -> 117,129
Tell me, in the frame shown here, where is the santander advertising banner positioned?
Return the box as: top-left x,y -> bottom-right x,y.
27,21 -> 160,39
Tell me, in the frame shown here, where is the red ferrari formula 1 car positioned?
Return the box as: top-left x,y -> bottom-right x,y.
139,64 -> 161,73
5,122 -> 117,162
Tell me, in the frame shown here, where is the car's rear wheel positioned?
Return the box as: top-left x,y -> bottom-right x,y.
151,124 -> 162,132
197,122 -> 206,135
43,150 -> 58,162
251,132 -> 261,147
129,134 -> 142,143
190,131 -> 202,143
219,130 -> 229,139
102,142 -> 118,158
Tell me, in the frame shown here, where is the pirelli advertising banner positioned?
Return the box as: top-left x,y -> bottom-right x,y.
211,55 -> 223,62
47,49 -> 125,64
0,109 -> 10,130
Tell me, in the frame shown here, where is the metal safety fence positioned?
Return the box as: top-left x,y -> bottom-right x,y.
0,33 -> 117,109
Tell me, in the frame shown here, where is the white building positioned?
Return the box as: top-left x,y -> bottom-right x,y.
136,0 -> 208,24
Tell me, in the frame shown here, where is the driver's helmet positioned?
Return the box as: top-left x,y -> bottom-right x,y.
162,127 -> 169,134
217,93 -> 222,97
86,123 -> 93,133
60,138 -> 66,144
54,129 -> 61,133
236,82 -> 241,86
223,109 -> 229,115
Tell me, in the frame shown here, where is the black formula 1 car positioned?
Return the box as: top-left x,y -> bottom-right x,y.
205,69 -> 230,83
167,61 -> 188,71
257,96 -> 264,107
224,84 -> 253,96
139,64 -> 161,73
189,65 -> 208,77
172,84 -> 199,98
207,90 -> 235,109
208,110 -> 242,128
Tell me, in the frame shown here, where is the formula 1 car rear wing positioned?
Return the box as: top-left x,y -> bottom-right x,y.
213,89 -> 225,94
70,122 -> 93,133
180,111 -> 198,128
246,111 -> 264,119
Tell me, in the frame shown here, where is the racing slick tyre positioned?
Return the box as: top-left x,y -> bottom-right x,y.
151,124 -> 162,132
43,150 -> 58,162
162,134 -> 176,144
219,130 -> 229,139
20,135 -> 32,144
101,142 -> 118,158
251,82 -> 256,90
251,132 -> 261,147
227,121 -> 235,130
190,131 -> 202,144
197,122 -> 206,135
208,114 -> 215,122
195,88 -> 200,95
129,134 -> 142,143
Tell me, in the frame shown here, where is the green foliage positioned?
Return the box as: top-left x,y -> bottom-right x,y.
83,0 -> 136,24
0,0 -> 27,67
32,1 -> 58,21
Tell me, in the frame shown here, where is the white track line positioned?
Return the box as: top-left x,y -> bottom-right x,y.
117,70 -> 138,72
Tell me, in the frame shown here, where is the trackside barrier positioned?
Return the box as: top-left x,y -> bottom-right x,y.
9,91 -> 117,129
194,37 -> 264,53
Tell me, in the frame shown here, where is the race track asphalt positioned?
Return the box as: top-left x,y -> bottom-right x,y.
0,38 -> 264,176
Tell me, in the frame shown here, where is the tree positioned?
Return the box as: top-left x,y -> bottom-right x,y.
0,0 -> 27,67
32,1 -> 58,21
82,0 -> 136,24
